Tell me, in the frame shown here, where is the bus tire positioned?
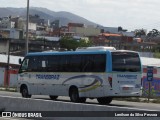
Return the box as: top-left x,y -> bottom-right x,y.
69,87 -> 79,102
49,96 -> 58,100
97,97 -> 112,105
21,86 -> 31,98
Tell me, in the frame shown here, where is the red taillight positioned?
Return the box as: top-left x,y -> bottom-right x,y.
123,87 -> 129,90
108,77 -> 112,87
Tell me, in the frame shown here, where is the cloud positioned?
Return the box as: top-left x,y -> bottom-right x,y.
0,0 -> 27,7
1,0 -> 160,30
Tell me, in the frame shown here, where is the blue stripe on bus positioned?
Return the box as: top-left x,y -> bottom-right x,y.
107,51 -> 112,72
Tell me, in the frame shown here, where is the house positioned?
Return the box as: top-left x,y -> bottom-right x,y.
0,16 -> 15,29
68,22 -> 101,37
0,54 -> 24,69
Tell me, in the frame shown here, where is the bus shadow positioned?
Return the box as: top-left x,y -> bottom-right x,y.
85,101 -> 133,108
33,98 -> 133,108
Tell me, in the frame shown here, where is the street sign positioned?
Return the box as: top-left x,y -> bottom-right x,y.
147,66 -> 153,81
147,66 -> 154,102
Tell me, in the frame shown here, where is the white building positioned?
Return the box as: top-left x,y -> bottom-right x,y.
23,22 -> 37,31
141,57 -> 160,67
0,17 -> 15,29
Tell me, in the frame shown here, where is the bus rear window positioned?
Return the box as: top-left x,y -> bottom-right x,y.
112,52 -> 141,72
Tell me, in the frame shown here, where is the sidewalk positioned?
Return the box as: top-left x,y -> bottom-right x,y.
115,97 -> 160,103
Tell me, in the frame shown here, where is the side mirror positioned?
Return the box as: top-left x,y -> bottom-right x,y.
19,58 -> 22,64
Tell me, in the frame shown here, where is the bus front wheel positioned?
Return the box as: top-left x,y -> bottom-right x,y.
69,87 -> 86,103
49,96 -> 58,100
21,86 -> 31,98
97,97 -> 113,105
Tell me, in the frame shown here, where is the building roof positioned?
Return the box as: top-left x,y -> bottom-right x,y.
0,54 -> 24,65
101,33 -> 122,37
141,57 -> 160,67
36,36 -> 60,41
68,23 -> 84,27
121,31 -> 135,37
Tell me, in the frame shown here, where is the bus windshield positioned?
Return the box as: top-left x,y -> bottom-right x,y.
112,52 -> 141,72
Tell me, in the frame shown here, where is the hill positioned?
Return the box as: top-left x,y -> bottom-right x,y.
0,7 -> 99,26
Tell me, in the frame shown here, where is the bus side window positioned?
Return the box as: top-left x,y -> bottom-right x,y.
47,55 -> 59,72
27,58 -> 37,72
93,54 -> 106,72
82,55 -> 94,72
36,57 -> 47,72
59,55 -> 70,72
70,55 -> 82,72
19,58 -> 29,73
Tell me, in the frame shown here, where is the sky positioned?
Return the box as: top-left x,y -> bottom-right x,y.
1,0 -> 160,32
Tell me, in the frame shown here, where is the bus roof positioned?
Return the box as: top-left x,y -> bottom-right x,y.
76,46 -> 116,51
26,50 -> 108,56
27,46 -> 138,56
112,50 -> 139,53
26,48 -> 139,57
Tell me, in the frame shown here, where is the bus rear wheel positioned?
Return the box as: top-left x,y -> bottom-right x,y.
49,96 -> 58,100
21,86 -> 31,98
69,87 -> 86,103
97,97 -> 113,105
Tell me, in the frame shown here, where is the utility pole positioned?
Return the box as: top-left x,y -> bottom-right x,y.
6,38 -> 11,88
25,0 -> 30,55
5,16 -> 12,88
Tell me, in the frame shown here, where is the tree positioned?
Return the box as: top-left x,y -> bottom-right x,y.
59,37 -> 92,50
34,14 -> 40,18
134,29 -> 146,37
147,29 -> 160,38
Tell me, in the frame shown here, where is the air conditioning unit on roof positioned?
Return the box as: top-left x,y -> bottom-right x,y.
76,46 -> 116,51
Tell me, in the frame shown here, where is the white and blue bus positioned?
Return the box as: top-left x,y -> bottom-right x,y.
17,47 -> 142,104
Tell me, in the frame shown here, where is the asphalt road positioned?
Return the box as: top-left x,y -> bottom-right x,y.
0,91 -> 160,111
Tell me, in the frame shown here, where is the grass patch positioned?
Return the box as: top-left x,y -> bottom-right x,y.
0,87 -> 17,92
115,97 -> 141,102
152,98 -> 160,103
115,97 -> 160,103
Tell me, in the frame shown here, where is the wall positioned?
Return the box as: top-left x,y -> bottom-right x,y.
0,68 -> 18,87
139,52 -> 154,58
0,68 -> 5,86
23,22 -> 37,31
0,40 -> 9,53
10,29 -> 20,39
142,67 -> 160,96
8,70 -> 18,87
69,26 -> 101,36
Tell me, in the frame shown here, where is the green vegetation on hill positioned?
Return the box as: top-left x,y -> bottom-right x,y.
153,52 -> 160,58
59,37 -> 93,50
